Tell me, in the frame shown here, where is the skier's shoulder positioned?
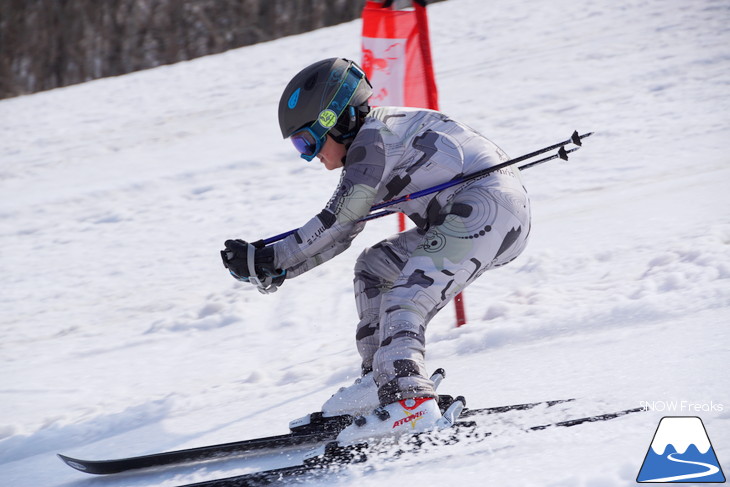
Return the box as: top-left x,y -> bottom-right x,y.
367,106 -> 443,126
366,106 -> 455,140
344,107 -> 447,173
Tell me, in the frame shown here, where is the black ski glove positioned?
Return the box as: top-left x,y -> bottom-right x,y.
221,240 -> 286,292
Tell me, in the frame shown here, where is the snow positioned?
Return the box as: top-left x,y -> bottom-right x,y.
1,0 -> 728,485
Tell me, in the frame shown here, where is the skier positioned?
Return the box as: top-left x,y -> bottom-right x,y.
221,58 -> 531,445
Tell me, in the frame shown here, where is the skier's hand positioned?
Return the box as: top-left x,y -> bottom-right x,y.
221,240 -> 286,292
221,239 -> 254,280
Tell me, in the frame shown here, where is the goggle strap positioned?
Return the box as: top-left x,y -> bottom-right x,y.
309,66 -> 364,140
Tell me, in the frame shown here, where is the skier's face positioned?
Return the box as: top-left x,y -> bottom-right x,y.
318,136 -> 346,171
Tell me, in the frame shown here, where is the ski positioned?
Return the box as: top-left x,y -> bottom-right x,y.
56,396 -> 571,475
57,426 -> 343,475
174,405 -> 645,487
178,442 -> 367,487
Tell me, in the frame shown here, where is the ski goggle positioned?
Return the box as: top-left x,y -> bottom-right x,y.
288,64 -> 366,161
290,127 -> 322,161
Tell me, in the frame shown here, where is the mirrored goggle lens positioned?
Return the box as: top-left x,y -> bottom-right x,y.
290,129 -> 321,161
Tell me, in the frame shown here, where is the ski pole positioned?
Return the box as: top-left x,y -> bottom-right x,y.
360,143 -> 585,223
262,131 -> 592,245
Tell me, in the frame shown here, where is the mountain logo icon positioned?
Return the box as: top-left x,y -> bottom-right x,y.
637,416 -> 726,483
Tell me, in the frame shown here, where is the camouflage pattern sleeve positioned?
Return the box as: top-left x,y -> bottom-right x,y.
282,221 -> 365,278
272,126 -> 389,274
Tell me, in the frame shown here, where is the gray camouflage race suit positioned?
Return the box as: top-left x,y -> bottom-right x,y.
272,107 -> 531,405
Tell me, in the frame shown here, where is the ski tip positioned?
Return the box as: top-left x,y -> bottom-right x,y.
58,454 -> 89,472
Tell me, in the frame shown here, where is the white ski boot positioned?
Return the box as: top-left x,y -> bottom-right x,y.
288,368 -> 446,432
321,368 -> 446,418
336,396 -> 458,446
321,372 -> 379,418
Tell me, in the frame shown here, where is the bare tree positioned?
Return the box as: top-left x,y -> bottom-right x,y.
0,0 -> 367,99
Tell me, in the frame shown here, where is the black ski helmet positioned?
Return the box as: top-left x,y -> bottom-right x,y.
278,58 -> 372,158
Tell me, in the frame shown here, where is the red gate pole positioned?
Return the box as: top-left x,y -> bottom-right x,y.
362,0 -> 467,326
413,1 -> 467,327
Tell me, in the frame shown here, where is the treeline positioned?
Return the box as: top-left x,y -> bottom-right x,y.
0,0 -> 367,99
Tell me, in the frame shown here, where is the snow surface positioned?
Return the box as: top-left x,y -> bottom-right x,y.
1,0 -> 729,485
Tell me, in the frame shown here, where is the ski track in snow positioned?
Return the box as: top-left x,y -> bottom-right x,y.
1,0 -> 729,486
